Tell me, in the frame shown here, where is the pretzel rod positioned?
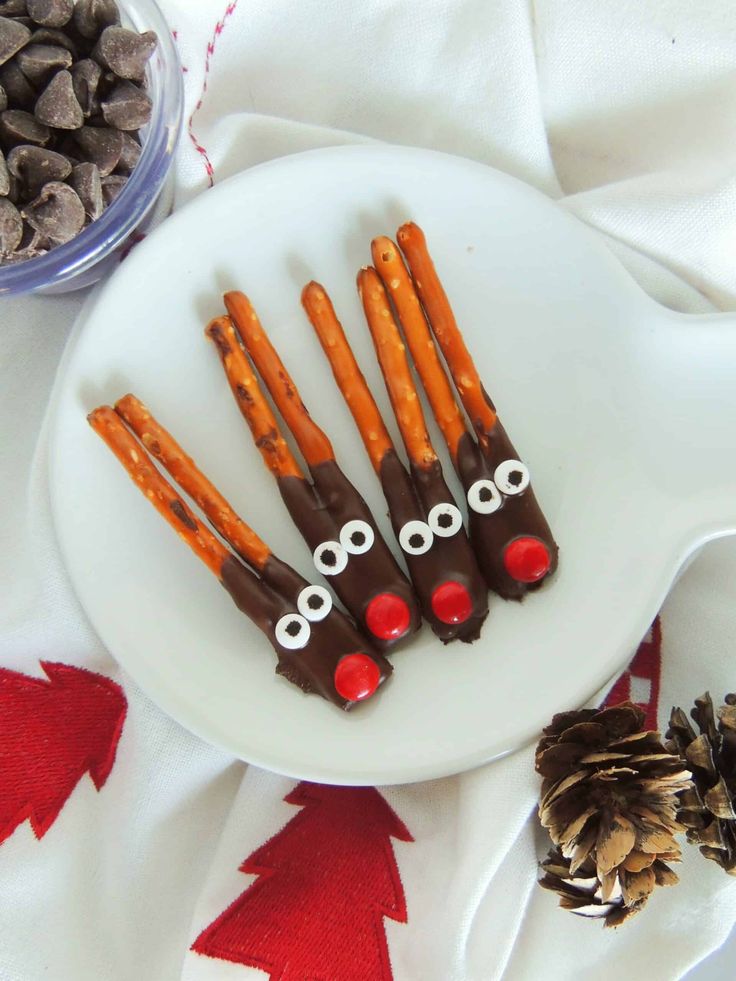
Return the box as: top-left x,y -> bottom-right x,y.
115,394 -> 271,572
224,291 -> 334,468
205,315 -> 303,480
396,222 -> 497,442
372,236 -> 468,464
301,281 -> 394,474
357,266 -> 437,469
88,406 -> 229,577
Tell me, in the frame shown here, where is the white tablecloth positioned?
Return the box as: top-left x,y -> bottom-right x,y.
2,2 -> 735,978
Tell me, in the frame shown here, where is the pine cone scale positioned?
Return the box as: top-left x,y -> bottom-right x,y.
537,700 -> 693,926
667,692 -> 736,876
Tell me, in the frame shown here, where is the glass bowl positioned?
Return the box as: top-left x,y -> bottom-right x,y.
0,0 -> 183,296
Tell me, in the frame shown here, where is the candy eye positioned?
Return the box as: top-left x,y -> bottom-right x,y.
275,613 -> 311,650
467,479 -> 502,515
339,519 -> 375,555
427,502 -> 463,538
313,541 -> 348,576
398,519 -> 434,555
494,460 -> 530,496
297,584 -> 333,622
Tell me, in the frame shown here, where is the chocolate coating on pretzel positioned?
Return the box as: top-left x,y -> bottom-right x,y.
379,450 -> 488,643
221,553 -> 392,709
278,459 -> 421,643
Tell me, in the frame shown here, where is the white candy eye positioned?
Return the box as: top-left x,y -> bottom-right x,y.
427,502 -> 463,538
467,479 -> 502,515
494,460 -> 530,496
313,540 -> 348,576
275,613 -> 310,650
297,584 -> 333,622
399,519 -> 434,555
339,519 -> 375,555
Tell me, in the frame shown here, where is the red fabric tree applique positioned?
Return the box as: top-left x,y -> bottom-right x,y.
193,782 -> 413,981
0,661 -> 127,845
604,616 -> 662,730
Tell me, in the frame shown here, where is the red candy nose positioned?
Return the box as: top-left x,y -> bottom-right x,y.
334,653 -> 381,702
503,536 -> 551,583
431,580 -> 473,625
365,592 -> 411,641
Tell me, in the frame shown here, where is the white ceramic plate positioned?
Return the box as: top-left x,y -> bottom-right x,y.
49,145 -> 736,785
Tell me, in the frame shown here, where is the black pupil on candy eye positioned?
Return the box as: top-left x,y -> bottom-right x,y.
321,549 -> 337,567
286,620 -> 301,637
438,513 -> 452,528
478,487 -> 492,502
351,531 -> 366,547
508,470 -> 523,487
307,595 -> 323,610
409,533 -> 424,549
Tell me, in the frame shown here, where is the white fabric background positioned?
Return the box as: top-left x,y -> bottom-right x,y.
2,1 -> 736,978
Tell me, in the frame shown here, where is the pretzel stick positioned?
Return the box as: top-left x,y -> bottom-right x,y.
205,315 -> 303,480
115,394 -> 271,572
301,281 -> 394,474
357,266 -> 437,469
396,222 -> 497,442
372,236 -> 468,464
224,291 -> 334,468
88,406 -> 229,577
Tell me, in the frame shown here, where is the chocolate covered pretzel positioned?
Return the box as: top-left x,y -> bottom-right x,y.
207,298 -> 421,651
88,397 -> 392,709
373,224 -> 558,599
303,278 -> 488,644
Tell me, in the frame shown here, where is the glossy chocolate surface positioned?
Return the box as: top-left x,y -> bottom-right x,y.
457,421 -> 558,600
277,459 -> 421,649
220,554 -> 392,709
379,450 -> 488,643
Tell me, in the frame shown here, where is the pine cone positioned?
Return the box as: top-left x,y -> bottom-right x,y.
535,702 -> 692,923
666,692 -> 736,875
539,846 -> 679,928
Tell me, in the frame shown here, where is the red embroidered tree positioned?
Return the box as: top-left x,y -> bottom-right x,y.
0,661 -> 127,844
193,782 -> 413,981
604,616 -> 662,730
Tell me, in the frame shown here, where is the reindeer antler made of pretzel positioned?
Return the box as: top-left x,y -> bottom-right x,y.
302,278 -> 488,644
88,397 -> 392,708
371,224 -> 558,600
207,300 -> 421,650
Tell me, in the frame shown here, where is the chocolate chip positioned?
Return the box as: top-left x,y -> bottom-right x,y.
34,68 -> 83,128
16,42 -> 72,86
73,0 -> 119,40
29,27 -> 78,56
21,179 -> 83,243
93,26 -> 156,81
0,15 -> 31,67
100,171 -> 124,205
0,1 -> 29,16
6,172 -> 19,200
26,0 -> 73,28
116,129 -> 139,173
0,146 -> 8,193
0,59 -> 35,109
0,82 -> 5,111
70,160 -> 101,218
101,79 -> 150,130
73,123 -> 120,174
7,143 -> 71,195
0,109 -> 50,146
0,195 -> 22,250
69,57 -> 100,116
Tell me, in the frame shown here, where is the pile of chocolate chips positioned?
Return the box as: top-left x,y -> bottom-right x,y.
0,0 -> 157,266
